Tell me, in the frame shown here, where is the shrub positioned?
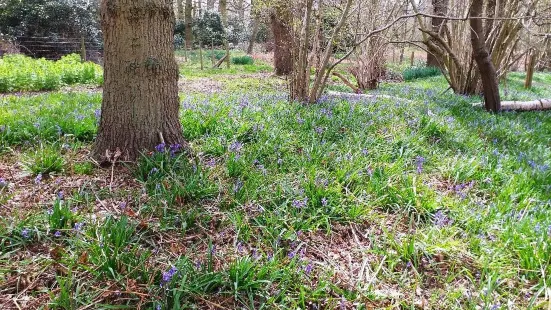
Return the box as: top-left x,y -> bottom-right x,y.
232,56 -> 254,65
0,54 -> 103,93
403,66 -> 441,81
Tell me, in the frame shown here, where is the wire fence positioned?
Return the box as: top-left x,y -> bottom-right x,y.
1,36 -> 103,63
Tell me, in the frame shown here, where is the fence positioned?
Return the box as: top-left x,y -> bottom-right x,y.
1,36 -> 103,63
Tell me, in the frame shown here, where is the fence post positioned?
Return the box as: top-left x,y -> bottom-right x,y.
199,43 -> 204,70
410,51 -> 415,66
80,36 -> 86,62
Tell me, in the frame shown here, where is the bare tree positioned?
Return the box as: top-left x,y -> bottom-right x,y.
185,0 -> 193,49
469,0 -> 501,112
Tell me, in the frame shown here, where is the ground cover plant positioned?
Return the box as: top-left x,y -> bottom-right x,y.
0,54 -> 103,93
0,54 -> 551,309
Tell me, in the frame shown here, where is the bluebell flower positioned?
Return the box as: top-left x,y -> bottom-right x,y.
229,141 -> 243,153
155,143 -> 166,153
21,228 -> 31,239
292,197 -> 308,209
73,222 -> 84,232
415,156 -> 425,174
0,178 -> 7,187
160,266 -> 178,287
35,173 -> 43,184
54,231 -> 62,237
321,197 -> 328,207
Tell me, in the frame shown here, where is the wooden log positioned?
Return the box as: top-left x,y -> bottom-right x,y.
332,72 -> 360,93
212,54 -> 228,68
474,99 -> 551,111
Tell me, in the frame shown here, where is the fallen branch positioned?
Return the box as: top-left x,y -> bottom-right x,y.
473,99 -> 551,111
332,72 -> 360,93
212,54 -> 228,69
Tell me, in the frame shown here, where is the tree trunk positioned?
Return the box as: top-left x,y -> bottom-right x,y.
94,0 -> 185,162
247,19 -> 259,54
469,0 -> 501,112
207,0 -> 215,11
524,51 -> 536,89
219,0 -> 230,68
177,0 -> 184,21
427,0 -> 448,67
270,4 -> 293,76
185,0 -> 193,49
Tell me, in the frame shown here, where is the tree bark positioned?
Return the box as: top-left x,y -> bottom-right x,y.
185,0 -> 193,49
469,0 -> 501,112
427,0 -> 448,67
207,0 -> 215,11
270,4 -> 293,76
94,0 -> 185,162
177,0 -> 184,21
219,0 -> 230,68
525,51 -> 536,89
247,19 -> 259,54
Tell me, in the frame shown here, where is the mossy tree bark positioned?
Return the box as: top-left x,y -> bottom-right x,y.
94,0 -> 185,162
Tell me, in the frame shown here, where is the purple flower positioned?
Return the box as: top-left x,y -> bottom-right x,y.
47,209 -> 53,216
229,141 -> 243,153
288,250 -> 296,259
169,144 -> 182,156
0,178 -> 7,187
94,109 -> 101,119
149,167 -> 159,176
415,156 -> 425,174
321,197 -> 328,207
54,231 -> 62,237
277,158 -> 283,165
35,173 -> 43,184
160,266 -> 178,287
292,197 -> 308,209
21,228 -> 31,239
304,263 -> 313,275
434,211 -> 452,228
233,179 -> 243,194
156,305 -> 162,310
362,149 -> 369,156
297,117 -> 305,125
73,222 -> 84,232
57,191 -> 64,200
315,127 -> 324,134
155,143 -> 166,153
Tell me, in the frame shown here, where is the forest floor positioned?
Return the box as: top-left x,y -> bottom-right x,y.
1,55 -> 551,309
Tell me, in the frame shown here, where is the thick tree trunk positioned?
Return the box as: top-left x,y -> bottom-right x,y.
427,0 -> 448,67
94,0 -> 185,162
469,0 -> 501,112
185,0 -> 193,49
270,4 -> 293,76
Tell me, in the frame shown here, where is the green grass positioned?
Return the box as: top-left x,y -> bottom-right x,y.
1,62 -> 550,309
0,54 -> 103,92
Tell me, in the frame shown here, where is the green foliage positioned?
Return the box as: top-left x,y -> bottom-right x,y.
232,55 -> 254,65
48,198 -> 77,231
403,66 -> 441,81
21,143 -> 65,176
135,145 -> 217,206
0,54 -> 103,93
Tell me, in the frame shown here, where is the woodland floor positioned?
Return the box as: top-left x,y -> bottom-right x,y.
1,55 -> 551,309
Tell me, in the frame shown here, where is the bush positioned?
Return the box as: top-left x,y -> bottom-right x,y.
0,54 -> 103,93
403,66 -> 441,81
232,56 -> 254,65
